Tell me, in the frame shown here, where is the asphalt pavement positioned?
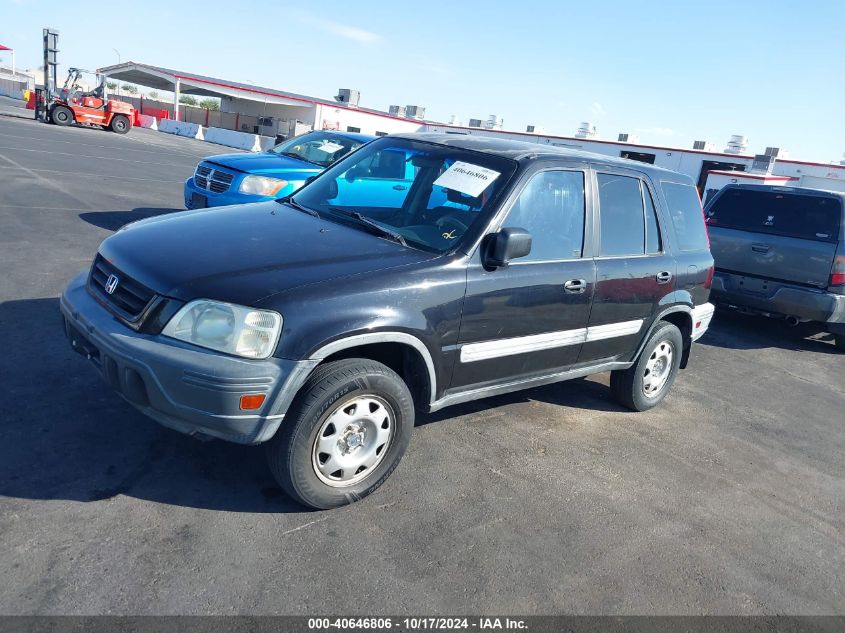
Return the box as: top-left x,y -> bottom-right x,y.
0,110 -> 843,615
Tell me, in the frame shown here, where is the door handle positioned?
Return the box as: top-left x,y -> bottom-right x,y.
564,279 -> 586,294
656,271 -> 673,284
751,243 -> 771,253
392,184 -> 407,191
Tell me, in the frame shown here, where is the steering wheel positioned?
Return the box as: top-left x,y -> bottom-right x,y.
435,215 -> 470,240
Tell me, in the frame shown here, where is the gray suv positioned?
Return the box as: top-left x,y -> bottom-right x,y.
705,184 -> 845,349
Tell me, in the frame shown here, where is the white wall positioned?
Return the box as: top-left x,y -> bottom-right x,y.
315,104 -> 423,136
421,124 -> 845,193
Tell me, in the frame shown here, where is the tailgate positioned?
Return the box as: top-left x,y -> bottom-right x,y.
709,227 -> 836,288
706,187 -> 841,288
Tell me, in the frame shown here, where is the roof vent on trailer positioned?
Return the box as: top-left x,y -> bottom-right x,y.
618,133 -> 640,143
388,105 -> 406,117
468,118 -> 482,128
724,134 -> 747,154
405,105 -> 425,120
334,89 -> 360,107
693,140 -> 715,151
575,122 -> 597,139
527,125 -> 546,134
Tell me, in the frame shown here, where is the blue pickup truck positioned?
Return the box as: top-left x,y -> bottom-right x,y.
184,130 -> 374,209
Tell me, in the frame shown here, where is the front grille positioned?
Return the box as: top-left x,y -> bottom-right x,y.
194,163 -> 235,193
88,255 -> 156,321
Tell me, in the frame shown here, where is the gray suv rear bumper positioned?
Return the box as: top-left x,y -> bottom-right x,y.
711,271 -> 845,329
60,272 -> 317,444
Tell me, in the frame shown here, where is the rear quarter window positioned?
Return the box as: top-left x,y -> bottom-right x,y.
661,181 -> 709,251
705,189 -> 842,243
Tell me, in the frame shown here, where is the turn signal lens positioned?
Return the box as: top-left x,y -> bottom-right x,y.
239,394 -> 266,410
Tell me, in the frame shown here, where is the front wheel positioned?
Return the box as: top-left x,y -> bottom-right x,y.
610,322 -> 683,411
110,114 -> 130,134
266,359 -> 415,509
51,105 -> 73,126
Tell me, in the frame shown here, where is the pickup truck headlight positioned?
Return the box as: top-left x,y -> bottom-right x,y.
162,299 -> 282,359
239,175 -> 288,196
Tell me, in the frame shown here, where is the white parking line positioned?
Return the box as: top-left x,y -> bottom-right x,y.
0,144 -> 193,169
0,163 -> 184,183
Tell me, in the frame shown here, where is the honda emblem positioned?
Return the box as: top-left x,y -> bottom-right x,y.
104,274 -> 119,295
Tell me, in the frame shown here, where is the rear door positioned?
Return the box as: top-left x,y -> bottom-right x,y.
706,187 -> 841,288
577,169 -> 672,364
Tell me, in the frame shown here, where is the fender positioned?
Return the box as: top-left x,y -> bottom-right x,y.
309,331 -> 439,407
633,304 -> 694,368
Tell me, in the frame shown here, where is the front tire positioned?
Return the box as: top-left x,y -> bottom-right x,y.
610,322 -> 683,411
110,114 -> 130,134
266,359 -> 414,509
51,105 -> 73,126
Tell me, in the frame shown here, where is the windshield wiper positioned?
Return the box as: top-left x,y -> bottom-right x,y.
327,207 -> 407,247
279,196 -> 320,218
279,151 -> 319,166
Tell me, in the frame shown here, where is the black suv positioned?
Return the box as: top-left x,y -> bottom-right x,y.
61,134 -> 714,509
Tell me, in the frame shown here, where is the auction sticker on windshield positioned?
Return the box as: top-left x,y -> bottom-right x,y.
433,161 -> 501,197
319,141 -> 346,154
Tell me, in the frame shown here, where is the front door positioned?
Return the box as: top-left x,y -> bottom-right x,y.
578,170 -> 673,364
449,168 -> 597,392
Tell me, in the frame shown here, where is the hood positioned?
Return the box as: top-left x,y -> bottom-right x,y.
205,152 -> 322,178
99,203 -> 434,306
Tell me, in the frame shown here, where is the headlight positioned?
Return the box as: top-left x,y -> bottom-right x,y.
239,175 -> 288,196
162,299 -> 282,359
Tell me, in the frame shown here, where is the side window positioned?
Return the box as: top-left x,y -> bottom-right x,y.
503,170 -> 586,261
598,174 -> 645,257
661,181 -> 709,251
351,149 -> 408,180
643,184 -> 662,254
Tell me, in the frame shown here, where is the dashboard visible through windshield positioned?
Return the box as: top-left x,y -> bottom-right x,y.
268,131 -> 368,168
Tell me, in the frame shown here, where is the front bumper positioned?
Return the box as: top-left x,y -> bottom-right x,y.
60,272 -> 318,444
711,272 -> 845,325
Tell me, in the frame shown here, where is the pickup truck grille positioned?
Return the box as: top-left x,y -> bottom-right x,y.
194,163 -> 236,194
88,255 -> 156,320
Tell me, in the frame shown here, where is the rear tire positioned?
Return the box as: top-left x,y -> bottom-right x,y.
110,114 -> 130,134
610,322 -> 683,411
51,105 -> 73,126
266,359 -> 414,509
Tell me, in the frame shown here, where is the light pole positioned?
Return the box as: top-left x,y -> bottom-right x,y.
112,48 -> 121,97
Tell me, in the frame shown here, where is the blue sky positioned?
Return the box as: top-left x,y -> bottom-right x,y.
2,0 -> 843,160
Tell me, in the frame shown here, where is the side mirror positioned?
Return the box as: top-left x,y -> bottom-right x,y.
344,167 -> 363,183
484,228 -> 532,268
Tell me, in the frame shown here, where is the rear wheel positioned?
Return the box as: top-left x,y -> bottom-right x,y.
110,114 -> 130,134
610,322 -> 683,411
51,105 -> 73,126
266,359 -> 414,509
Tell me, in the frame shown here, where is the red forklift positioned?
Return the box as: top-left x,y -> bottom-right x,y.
36,67 -> 134,134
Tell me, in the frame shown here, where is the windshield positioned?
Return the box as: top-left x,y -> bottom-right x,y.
290,137 -> 518,253
268,131 -> 368,168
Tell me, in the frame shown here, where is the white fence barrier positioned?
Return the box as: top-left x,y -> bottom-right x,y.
204,126 -> 264,152
136,114 -> 158,131
158,119 -> 204,140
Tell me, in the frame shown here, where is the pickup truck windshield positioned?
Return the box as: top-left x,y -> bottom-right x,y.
706,188 -> 842,243
268,131 -> 367,168
290,137 -> 518,252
